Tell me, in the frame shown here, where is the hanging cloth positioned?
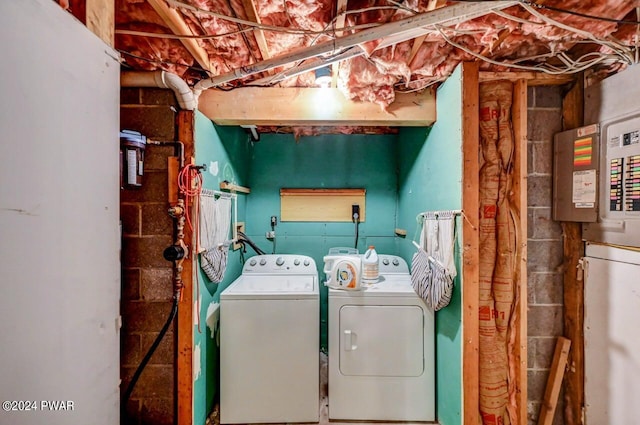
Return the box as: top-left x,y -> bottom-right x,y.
410,211 -> 457,311
199,194 -> 232,283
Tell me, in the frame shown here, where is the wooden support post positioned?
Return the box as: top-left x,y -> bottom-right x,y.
461,61 -> 480,425
177,110 -> 195,425
538,337 -> 572,425
512,78 -> 529,425
561,76 -> 585,425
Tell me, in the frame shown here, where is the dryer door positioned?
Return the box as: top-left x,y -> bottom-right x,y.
339,305 -> 424,377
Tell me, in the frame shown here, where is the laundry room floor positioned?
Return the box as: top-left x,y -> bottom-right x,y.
207,354 -> 434,425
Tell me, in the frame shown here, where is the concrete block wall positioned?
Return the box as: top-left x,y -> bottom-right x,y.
526,86 -> 565,425
120,88 -> 179,425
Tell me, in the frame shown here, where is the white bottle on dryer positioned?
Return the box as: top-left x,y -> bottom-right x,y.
362,245 -> 379,283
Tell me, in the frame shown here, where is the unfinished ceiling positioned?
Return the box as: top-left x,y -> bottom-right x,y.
108,0 -> 638,132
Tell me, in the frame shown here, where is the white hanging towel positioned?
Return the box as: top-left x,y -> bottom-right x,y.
199,194 -> 232,283
411,211 -> 457,311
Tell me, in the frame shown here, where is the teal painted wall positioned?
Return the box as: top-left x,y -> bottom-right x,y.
397,65 -> 464,425
193,113 -> 251,425
245,133 -> 399,350
193,67 -> 466,424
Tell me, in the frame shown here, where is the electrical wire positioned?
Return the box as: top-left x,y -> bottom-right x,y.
122,291 -> 179,417
115,28 -> 253,39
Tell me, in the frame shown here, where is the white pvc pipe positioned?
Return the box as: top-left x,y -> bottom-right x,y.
121,70 -> 197,110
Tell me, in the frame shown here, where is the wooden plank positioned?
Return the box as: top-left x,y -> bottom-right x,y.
461,61 -> 480,425
168,157 -> 180,204
538,337 -> 572,425
561,75 -> 585,425
198,87 -> 436,126
220,181 -> 251,194
176,110 -> 195,425
480,72 -> 574,86
511,78 -> 529,425
280,188 -> 366,222
408,35 -> 427,65
241,0 -> 271,60
147,0 -> 211,72
331,0 -> 349,85
68,0 -> 114,46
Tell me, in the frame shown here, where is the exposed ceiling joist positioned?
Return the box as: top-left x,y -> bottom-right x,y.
331,0 -> 349,86
146,0 -> 211,72
194,0 -> 518,91
241,0 -> 271,60
479,71 -> 575,85
198,87 -> 436,126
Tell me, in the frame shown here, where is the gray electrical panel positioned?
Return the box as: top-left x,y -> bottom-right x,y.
553,124 -> 599,222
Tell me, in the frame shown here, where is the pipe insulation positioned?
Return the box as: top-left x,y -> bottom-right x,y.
121,70 -> 196,111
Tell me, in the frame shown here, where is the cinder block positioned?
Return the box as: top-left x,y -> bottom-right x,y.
141,397 -> 174,425
531,207 -> 562,239
122,235 -> 173,268
527,175 -> 553,207
121,333 -> 141,366
121,170 -> 168,203
535,86 -> 562,108
120,203 -> 141,236
527,239 -> 563,273
527,400 -> 541,425
144,145 -> 174,171
120,106 -> 176,141
527,109 -> 562,142
141,268 -> 174,301
527,140 -> 534,174
141,332 -> 174,365
121,398 -> 141,425
527,86 -> 535,108
528,305 -> 564,337
527,336 -> 537,368
120,88 -> 141,105
528,369 -> 549,402
140,88 -> 178,107
122,300 -> 175,332
122,268 -> 141,301
532,272 -> 564,305
141,203 -> 173,236
121,364 -> 174,399
533,336 -> 558,369
533,140 -> 554,175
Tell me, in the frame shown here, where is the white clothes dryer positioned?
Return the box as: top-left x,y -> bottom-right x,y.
328,254 -> 435,421
220,254 -> 319,424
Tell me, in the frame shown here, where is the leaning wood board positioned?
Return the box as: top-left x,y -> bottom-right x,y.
280,188 -> 366,222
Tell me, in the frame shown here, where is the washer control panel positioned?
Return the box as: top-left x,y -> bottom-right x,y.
243,254 -> 316,274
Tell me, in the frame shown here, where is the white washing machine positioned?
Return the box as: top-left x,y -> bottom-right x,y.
220,254 -> 319,424
328,254 -> 435,421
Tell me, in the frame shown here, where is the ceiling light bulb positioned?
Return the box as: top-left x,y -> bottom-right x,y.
314,67 -> 332,88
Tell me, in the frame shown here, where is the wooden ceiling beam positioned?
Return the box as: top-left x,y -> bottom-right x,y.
479,71 -> 574,86
241,0 -> 271,60
331,0 -> 349,86
146,0 -> 211,72
198,87 -> 436,126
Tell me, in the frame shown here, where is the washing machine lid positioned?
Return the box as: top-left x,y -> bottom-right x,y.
221,275 -> 318,300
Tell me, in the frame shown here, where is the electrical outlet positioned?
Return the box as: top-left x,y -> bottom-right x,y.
352,204 -> 360,222
233,222 -> 245,251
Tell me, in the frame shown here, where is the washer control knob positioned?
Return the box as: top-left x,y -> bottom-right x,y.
249,259 -> 257,266
382,258 -> 389,266
259,258 -> 267,266
303,259 -> 310,266
294,258 -> 301,266
276,256 -> 285,266
392,258 -> 399,266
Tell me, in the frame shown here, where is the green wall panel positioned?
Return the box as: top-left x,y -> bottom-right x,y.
193,114 -> 251,425
397,64 -> 464,425
246,133 -> 399,349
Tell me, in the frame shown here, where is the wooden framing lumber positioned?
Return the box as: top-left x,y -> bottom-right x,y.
241,0 -> 271,60
537,337 -> 572,425
68,0 -> 114,46
480,72 -> 574,86
147,0 -> 212,72
561,76 -> 585,425
511,78 -> 529,425
198,87 -> 436,126
176,110 -> 195,425
461,61 -> 480,425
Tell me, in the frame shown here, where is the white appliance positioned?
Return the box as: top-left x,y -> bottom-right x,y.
584,243 -> 640,425
328,254 -> 435,421
220,254 -> 319,424
324,253 -> 362,290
